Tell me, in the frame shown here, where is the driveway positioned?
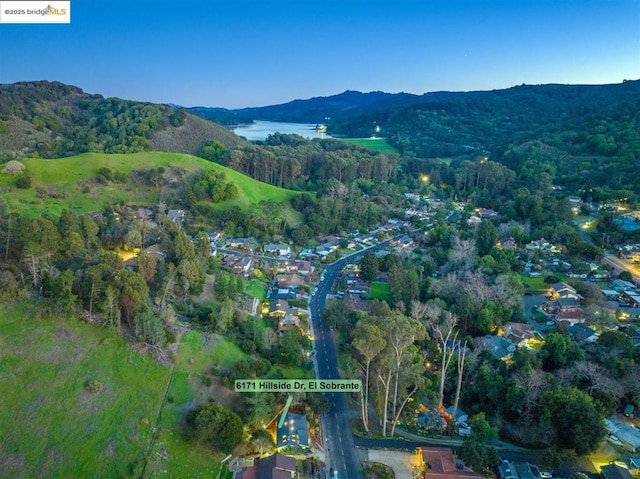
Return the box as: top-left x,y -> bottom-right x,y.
366,449 -> 421,479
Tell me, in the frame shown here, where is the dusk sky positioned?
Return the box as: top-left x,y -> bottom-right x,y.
1,0 -> 639,108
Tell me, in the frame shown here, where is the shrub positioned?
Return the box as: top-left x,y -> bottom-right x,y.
98,167 -> 113,181
15,175 -> 32,189
165,330 -> 177,344
1,160 -> 25,175
85,379 -> 103,393
202,375 -> 213,387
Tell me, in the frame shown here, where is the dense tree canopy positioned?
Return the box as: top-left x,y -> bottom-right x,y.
186,402 -> 244,453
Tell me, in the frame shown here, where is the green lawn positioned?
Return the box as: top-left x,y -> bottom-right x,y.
177,330 -> 249,374
0,303 -> 170,478
146,330 -> 247,478
0,152 -> 299,217
369,282 -> 390,301
246,280 -> 267,300
270,364 -> 315,380
338,138 -> 398,152
520,274 -> 548,291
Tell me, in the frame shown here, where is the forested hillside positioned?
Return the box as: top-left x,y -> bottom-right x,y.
217,81 -> 640,199
328,81 -> 640,197
187,90 -> 419,125
0,81 -> 246,159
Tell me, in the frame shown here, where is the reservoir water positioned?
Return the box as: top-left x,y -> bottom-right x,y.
232,120 -> 330,141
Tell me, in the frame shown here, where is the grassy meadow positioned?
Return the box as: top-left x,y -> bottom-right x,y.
0,303 -> 171,478
0,152 -> 299,217
145,331 -> 247,478
339,137 -> 398,152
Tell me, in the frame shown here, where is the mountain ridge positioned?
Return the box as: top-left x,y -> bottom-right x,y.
0,80 -> 248,159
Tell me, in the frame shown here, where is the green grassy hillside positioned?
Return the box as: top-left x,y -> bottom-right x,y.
0,151 -> 299,216
0,303 -> 170,478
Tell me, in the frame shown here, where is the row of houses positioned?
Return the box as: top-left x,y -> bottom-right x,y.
540,282 -> 588,326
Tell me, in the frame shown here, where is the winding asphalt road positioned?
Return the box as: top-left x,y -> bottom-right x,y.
309,237 -> 399,479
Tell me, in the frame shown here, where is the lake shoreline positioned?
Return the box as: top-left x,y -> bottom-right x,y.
231,120 -> 331,141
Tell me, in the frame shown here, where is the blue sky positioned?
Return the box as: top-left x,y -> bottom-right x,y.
1,0 -> 638,108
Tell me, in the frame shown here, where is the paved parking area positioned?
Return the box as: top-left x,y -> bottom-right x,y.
366,449 -> 421,479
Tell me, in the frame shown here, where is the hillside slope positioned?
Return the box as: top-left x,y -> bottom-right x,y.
0,81 -> 247,158
0,303 -> 170,478
0,151 -> 298,216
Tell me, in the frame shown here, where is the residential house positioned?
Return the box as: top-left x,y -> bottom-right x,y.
498,237 -> 518,250
556,309 -> 587,326
605,417 -> 640,452
221,255 -> 240,269
405,193 -> 421,203
476,208 -> 500,219
238,453 -> 296,479
601,463 -> 633,479
498,461 -> 520,479
514,463 -> 540,479
297,248 -> 319,260
263,243 -> 291,257
276,412 -> 309,449
568,196 -> 583,214
478,336 -> 516,361
167,209 -> 185,226
417,407 -> 446,432
268,299 -> 294,318
290,260 -> 312,276
207,230 -> 224,243
467,215 -> 482,227
226,237 -> 258,252
545,297 -> 581,312
315,241 -> 338,258
542,298 -> 583,321
416,447 -> 483,479
549,282 -> 581,300
569,323 -> 599,344
141,243 -> 165,260
621,291 -> 640,307
499,461 -> 544,479
234,257 -> 253,275
276,274 -> 305,289
602,289 -> 620,299
502,322 -> 542,349
612,279 -> 636,292
525,238 -> 550,251
268,287 -> 297,301
445,406 -> 468,425
278,314 -> 300,333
